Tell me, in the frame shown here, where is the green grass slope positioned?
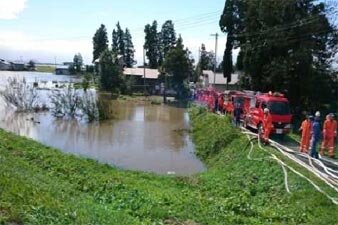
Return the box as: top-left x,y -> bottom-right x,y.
0,106 -> 337,224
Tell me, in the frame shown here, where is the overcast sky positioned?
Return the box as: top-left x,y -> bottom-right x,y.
0,0 -> 234,65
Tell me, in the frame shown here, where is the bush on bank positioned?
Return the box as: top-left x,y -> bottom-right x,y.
0,106 -> 337,224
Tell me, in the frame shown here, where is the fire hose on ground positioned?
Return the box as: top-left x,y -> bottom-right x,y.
241,128 -> 338,205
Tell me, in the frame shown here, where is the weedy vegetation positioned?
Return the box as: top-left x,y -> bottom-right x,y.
0,106 -> 337,224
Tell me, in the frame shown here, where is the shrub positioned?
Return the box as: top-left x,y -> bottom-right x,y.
0,77 -> 39,112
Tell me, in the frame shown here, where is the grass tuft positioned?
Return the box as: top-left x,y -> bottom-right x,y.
0,106 -> 337,224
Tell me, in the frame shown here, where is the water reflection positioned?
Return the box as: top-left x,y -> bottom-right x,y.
0,72 -> 205,175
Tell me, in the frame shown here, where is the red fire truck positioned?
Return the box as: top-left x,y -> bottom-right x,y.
224,91 -> 252,118
243,92 -> 293,135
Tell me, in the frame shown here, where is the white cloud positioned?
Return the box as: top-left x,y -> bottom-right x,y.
0,31 -> 92,63
0,0 -> 27,19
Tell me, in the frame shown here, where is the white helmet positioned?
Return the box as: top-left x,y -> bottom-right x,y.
315,111 -> 320,117
264,108 -> 269,113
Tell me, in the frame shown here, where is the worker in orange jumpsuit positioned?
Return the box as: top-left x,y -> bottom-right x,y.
207,94 -> 215,112
320,113 -> 337,158
299,115 -> 313,153
262,108 -> 273,143
225,100 -> 234,115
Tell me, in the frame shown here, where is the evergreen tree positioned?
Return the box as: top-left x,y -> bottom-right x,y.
160,20 -> 176,64
27,60 -> 35,71
112,29 -> 118,54
219,0 -> 337,109
99,49 -> 122,92
163,35 -> 194,99
73,53 -> 83,73
116,22 -> 125,57
92,24 -> 108,62
198,43 -> 215,71
144,20 -> 160,69
219,0 -> 244,83
124,28 -> 135,68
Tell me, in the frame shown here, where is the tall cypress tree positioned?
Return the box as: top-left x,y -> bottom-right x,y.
199,43 -> 215,71
112,29 -> 118,54
92,24 -> 108,62
116,22 -> 125,57
144,20 -> 160,69
219,0 -> 244,83
219,0 -> 337,109
124,28 -> 135,68
160,20 -> 177,62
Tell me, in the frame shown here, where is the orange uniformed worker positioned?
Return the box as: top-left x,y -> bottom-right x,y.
299,115 -> 313,153
320,113 -> 337,158
225,100 -> 234,115
262,108 -> 273,143
207,94 -> 215,112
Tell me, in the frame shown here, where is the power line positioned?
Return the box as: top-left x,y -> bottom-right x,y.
232,9 -> 338,39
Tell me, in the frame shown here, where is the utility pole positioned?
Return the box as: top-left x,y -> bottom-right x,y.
143,46 -> 146,96
210,33 -> 218,85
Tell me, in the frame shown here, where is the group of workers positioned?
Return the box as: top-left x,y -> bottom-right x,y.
299,112 -> 337,159
195,89 -> 337,159
195,89 -> 236,115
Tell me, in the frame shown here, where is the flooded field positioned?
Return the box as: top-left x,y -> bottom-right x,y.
0,72 -> 204,175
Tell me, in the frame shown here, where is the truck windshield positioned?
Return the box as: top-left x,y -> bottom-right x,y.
268,101 -> 290,115
234,97 -> 244,104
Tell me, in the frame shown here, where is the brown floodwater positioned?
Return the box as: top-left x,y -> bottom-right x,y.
0,72 -> 205,175
0,102 -> 204,175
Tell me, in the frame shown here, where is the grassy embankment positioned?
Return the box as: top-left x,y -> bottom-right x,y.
1,106 -> 338,224
35,65 -> 56,73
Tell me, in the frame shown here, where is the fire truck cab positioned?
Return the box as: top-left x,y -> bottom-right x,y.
244,92 -> 292,135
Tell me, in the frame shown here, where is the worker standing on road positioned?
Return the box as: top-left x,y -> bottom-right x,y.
233,102 -> 243,127
320,113 -> 337,158
309,112 -> 321,159
207,93 -> 215,112
225,100 -> 234,115
262,108 -> 273,143
214,93 -> 219,112
299,115 -> 313,153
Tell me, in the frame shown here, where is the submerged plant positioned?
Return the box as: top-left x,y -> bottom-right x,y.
0,77 -> 39,112
79,91 -> 99,122
50,87 -> 102,122
49,86 -> 81,118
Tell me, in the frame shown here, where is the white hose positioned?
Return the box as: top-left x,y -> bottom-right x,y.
243,128 -> 338,205
279,160 -> 291,193
205,108 -> 338,204
271,143 -> 338,192
270,153 -> 338,205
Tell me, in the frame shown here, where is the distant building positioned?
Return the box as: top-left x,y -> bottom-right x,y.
202,70 -> 240,91
55,65 -> 70,75
123,68 -> 160,93
11,61 -> 26,71
63,62 -> 74,66
0,59 -> 11,70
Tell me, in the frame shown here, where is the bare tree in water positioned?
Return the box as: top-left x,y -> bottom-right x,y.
0,77 -> 39,112
49,86 -> 81,118
50,87 -> 100,122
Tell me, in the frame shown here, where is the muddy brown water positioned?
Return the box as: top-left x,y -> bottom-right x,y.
0,72 -> 205,175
